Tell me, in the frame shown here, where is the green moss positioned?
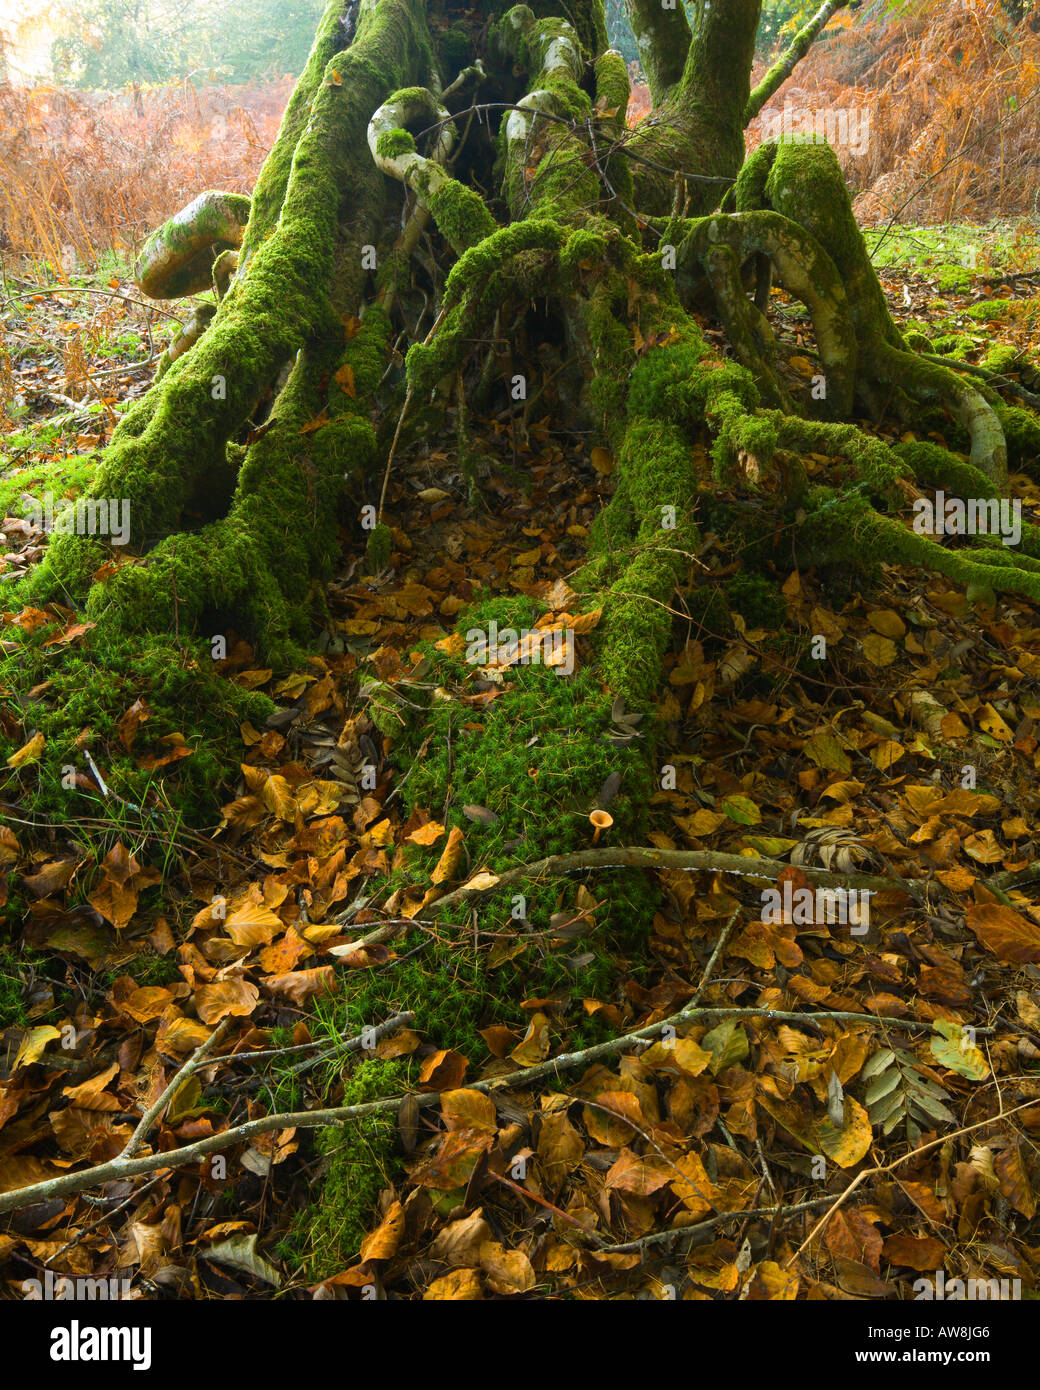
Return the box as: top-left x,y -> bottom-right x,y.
377,594 -> 659,952
725,572 -> 786,628
740,139 -> 904,350
962,298 -> 1016,322
283,1058 -> 404,1279
365,523 -> 393,571
802,486 -> 1040,605
405,221 -> 564,395
980,343 -> 1021,375
995,403 -> 1040,471
593,48 -> 631,118
0,622 -> 272,826
424,177 -> 498,254
374,127 -> 416,159
929,332 -> 975,359
436,22 -> 471,72
0,451 -> 97,522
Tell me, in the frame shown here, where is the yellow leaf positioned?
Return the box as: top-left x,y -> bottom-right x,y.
510,1012 -> 550,1066
13,1025 -> 61,1070
333,362 -> 356,397
570,608 -> 602,634
869,740 -> 904,770
867,609 -> 906,639
459,869 -> 500,894
407,821 -> 446,847
7,732 -> 44,767
980,703 -> 1013,743
814,1095 -> 872,1168
424,1268 -> 483,1300
430,826 -> 465,885
861,632 -> 897,667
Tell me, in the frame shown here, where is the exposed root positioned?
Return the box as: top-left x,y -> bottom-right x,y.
134,190 -> 251,299
733,138 -> 1010,483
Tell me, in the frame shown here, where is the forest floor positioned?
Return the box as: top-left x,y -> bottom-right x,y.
1,222 -> 1040,1299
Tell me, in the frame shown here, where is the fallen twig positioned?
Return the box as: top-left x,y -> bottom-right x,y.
0,1001 -> 992,1216
597,1196 -> 837,1256
786,1097 -> 1040,1268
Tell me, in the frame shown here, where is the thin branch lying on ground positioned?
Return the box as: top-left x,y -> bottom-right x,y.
123,1016 -> 232,1159
425,841 -> 1040,913
0,996 -> 987,1216
786,1097 -> 1040,1268
598,1196 -> 838,1257
0,1011 -> 416,1216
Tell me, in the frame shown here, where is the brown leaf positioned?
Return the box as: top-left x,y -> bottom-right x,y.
261,966 -> 338,1006
882,1233 -> 947,1271
825,1207 -> 883,1272
87,878 -> 138,931
257,925 -> 310,975
224,900 -> 283,949
412,1128 -> 493,1190
423,1268 -> 483,1300
966,901 -> 1040,963
429,1209 -> 492,1267
111,978 -> 175,1024
359,1200 -> 405,1261
430,826 -> 465,885
195,977 -> 260,1023
441,1089 -> 497,1134
536,1111 -> 583,1194
118,698 -> 152,751
7,732 -> 44,767
62,1062 -> 120,1110
479,1025 -> 518,1058
509,1011 -> 550,1066
154,1012 -> 212,1054
584,1090 -> 644,1146
995,1142 -> 1036,1217
745,1261 -> 799,1300
418,1049 -> 468,1092
669,1150 -> 715,1217
22,858 -> 77,897
478,1240 -> 535,1295
604,1149 -> 673,1196
407,820 -> 446,847
0,825 -> 20,864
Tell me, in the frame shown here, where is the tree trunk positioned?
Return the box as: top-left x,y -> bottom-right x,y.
17,0 -> 1040,849
10,0 -> 1040,1281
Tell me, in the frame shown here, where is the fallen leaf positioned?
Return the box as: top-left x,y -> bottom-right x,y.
966,901 -> 1040,963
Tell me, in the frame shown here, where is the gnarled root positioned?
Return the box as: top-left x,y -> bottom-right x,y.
134,190 -> 251,299
734,139 -> 1009,483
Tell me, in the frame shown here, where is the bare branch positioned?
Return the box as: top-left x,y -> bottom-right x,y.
746,0 -> 852,125
0,1000 -> 962,1217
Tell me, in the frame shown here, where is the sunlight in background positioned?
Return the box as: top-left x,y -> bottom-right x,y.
0,0 -> 55,84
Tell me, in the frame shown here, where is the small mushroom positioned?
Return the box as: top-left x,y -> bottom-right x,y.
589,809 -> 613,845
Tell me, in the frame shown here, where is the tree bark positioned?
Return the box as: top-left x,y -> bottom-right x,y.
14,0 -> 1040,834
